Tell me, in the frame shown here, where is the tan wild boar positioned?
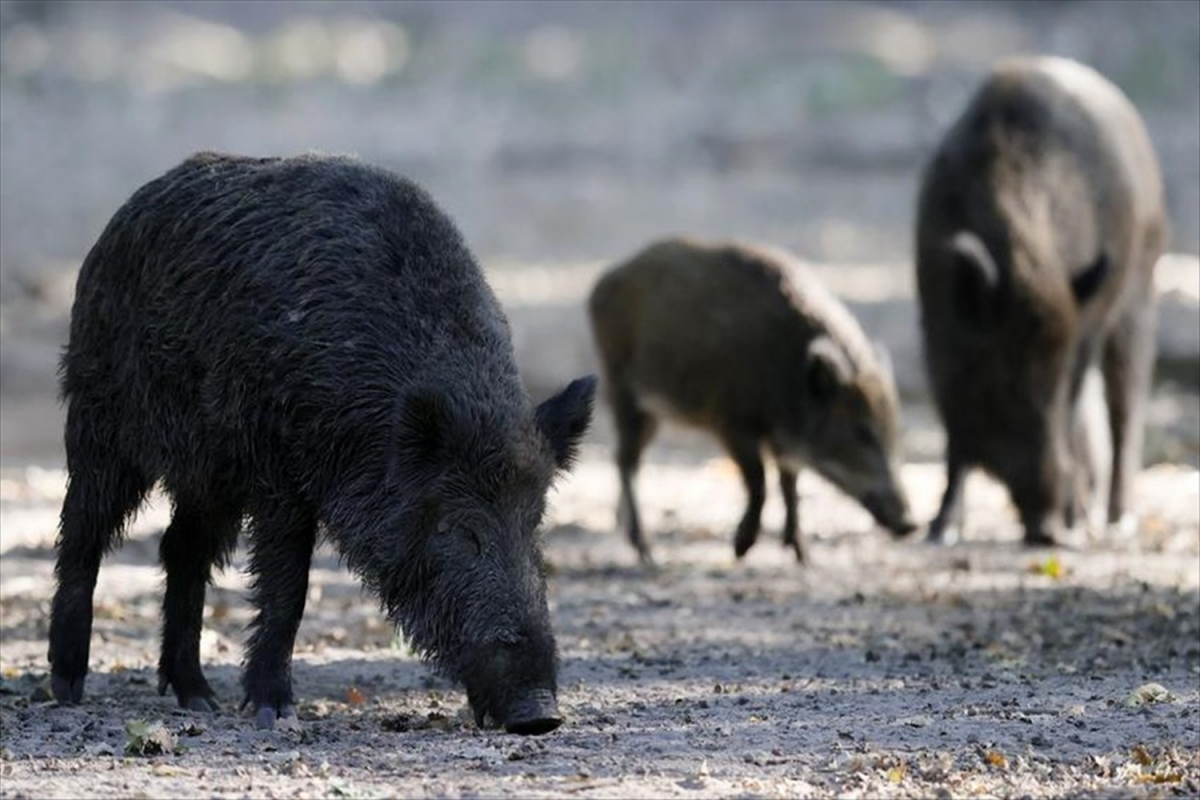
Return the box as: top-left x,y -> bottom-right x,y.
588,237 -> 916,565
916,56 -> 1168,546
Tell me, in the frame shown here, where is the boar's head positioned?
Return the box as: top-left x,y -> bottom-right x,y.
359,376 -> 596,735
783,334 -> 916,537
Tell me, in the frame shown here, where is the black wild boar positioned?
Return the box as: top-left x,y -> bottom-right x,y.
49,152 -> 596,735
588,237 -> 916,565
916,56 -> 1168,546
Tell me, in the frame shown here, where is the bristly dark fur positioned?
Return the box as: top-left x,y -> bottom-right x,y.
916,57 -> 1168,546
49,151 -> 594,731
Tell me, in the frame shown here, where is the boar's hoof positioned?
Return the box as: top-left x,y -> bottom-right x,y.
785,541 -> 806,565
158,675 -> 220,712
254,703 -> 297,730
503,690 -> 563,736
51,674 -> 85,705
733,519 -> 762,559
185,695 -> 220,713
1022,529 -> 1058,548
889,518 -> 919,539
924,523 -> 960,547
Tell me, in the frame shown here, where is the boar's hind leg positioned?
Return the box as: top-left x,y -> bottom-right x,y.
49,423 -> 151,704
927,452 -> 966,546
613,392 -> 658,565
726,435 -> 766,559
779,467 -> 804,563
158,495 -> 241,711
241,500 -> 317,729
1102,287 -> 1157,533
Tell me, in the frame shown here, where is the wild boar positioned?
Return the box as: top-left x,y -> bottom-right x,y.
49,152 -> 596,735
916,56 -> 1168,546
588,237 -> 915,565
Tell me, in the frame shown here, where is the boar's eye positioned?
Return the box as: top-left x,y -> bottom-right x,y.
435,518 -> 482,556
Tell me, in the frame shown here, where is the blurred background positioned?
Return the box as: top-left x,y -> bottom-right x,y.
1,0 -> 1197,469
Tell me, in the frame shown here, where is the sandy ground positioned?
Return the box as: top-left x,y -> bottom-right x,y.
1,2 -> 1199,798
1,449 -> 1198,799
1,252 -> 1197,798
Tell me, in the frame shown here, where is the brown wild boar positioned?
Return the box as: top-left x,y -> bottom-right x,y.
916,56 -> 1168,546
588,237 -> 916,565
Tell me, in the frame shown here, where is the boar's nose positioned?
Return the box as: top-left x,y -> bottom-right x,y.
890,515 -> 918,537
503,689 -> 562,736
864,492 -> 917,538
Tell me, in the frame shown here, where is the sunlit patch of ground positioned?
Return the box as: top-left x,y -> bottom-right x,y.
1,455 -> 1196,799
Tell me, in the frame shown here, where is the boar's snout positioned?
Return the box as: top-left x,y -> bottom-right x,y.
503,688 -> 562,736
863,490 -> 917,538
462,634 -> 560,735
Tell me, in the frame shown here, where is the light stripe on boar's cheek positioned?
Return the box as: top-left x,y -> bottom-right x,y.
806,336 -> 848,403
949,231 -> 999,325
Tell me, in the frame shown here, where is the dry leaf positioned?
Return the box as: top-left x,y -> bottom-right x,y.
124,720 -> 177,757
1136,772 -> 1184,784
1131,745 -> 1153,766
95,601 -> 127,621
887,762 -> 907,783
983,750 -> 1008,769
425,712 -> 452,731
346,686 -> 365,706
1141,514 -> 1167,534
1122,682 -> 1176,707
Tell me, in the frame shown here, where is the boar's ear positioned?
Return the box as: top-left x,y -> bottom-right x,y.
398,390 -> 450,463
806,336 -> 850,403
1070,250 -> 1109,305
535,375 -> 597,471
949,231 -> 998,324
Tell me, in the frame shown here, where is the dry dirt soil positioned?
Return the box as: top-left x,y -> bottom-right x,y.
1,3 -> 1198,798
1,450 -> 1197,799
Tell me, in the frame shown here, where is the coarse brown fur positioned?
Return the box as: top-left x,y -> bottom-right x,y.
590,237 -> 914,565
916,56 -> 1168,545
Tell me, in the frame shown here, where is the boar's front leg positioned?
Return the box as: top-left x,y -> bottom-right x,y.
158,494 -> 242,711
727,434 -> 766,559
241,499 -> 316,729
1102,286 -> 1156,534
778,466 -> 804,563
927,451 -> 966,546
49,433 -> 151,704
613,391 -> 658,566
